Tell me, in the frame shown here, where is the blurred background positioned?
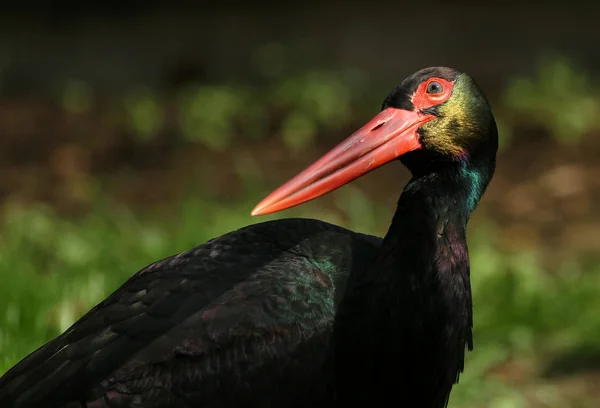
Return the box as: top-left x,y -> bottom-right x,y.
1,2 -> 599,407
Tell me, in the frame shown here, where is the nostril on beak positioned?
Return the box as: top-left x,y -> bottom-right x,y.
371,123 -> 385,132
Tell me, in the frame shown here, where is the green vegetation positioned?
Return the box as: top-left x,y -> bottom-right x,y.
498,54 -> 600,148
1,53 -> 598,407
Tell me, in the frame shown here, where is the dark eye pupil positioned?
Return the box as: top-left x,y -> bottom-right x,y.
426,81 -> 443,94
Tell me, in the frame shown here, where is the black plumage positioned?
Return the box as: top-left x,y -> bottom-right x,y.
1,220 -> 379,407
0,66 -> 498,408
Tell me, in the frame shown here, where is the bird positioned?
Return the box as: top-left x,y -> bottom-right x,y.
0,66 -> 498,408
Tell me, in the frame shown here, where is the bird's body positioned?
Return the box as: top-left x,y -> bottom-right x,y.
0,67 -> 498,408
0,219 -> 381,407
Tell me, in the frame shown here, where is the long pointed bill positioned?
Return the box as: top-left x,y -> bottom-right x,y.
251,107 -> 434,216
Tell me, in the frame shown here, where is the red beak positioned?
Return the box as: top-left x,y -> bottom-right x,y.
251,107 -> 434,216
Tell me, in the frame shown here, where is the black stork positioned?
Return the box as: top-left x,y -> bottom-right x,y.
0,67 -> 497,408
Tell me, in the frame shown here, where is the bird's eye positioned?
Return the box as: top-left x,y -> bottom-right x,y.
426,81 -> 443,94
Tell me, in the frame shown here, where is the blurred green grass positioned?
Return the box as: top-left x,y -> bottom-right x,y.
1,186 -> 599,407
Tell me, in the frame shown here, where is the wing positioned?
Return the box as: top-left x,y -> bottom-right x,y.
84,262 -> 337,408
0,218 -> 381,408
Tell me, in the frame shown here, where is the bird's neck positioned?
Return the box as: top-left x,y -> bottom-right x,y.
371,161 -> 480,347
333,159 -> 491,407
367,159 -> 488,297
382,159 -> 486,263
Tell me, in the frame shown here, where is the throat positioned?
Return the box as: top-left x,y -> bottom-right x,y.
332,162 -> 488,406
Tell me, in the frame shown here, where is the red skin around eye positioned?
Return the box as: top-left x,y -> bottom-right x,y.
411,77 -> 454,110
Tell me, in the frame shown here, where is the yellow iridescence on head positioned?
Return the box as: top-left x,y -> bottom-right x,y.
419,74 -> 489,159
